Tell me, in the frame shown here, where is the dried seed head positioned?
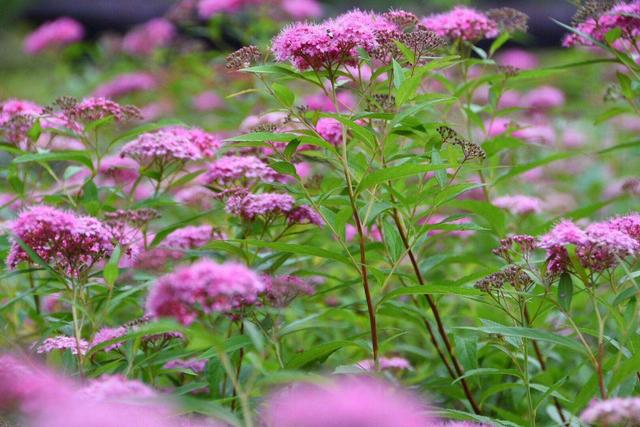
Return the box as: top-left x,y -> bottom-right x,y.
367,94 -> 396,112
226,45 -> 261,71
383,9 -> 419,30
105,208 -> 160,228
571,0 -> 616,25
437,125 -> 486,160
399,29 -> 445,54
475,271 -> 507,293
498,65 -> 520,77
622,178 -> 640,196
487,7 -> 530,33
502,265 -> 534,290
251,123 -> 279,133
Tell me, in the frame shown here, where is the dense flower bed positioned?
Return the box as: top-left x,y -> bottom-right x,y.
1,1 -> 640,426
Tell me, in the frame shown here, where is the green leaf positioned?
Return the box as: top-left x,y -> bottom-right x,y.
489,33 -> 510,56
457,325 -> 586,353
224,132 -> 297,143
150,211 -> 214,247
237,240 -> 352,266
392,59 -> 404,90
272,82 -> 295,108
379,285 -> 482,305
103,246 -> 121,286
269,161 -> 298,177
13,151 -> 94,170
356,163 -> 450,193
287,340 -> 359,369
558,272 -> 573,312
26,119 -> 42,141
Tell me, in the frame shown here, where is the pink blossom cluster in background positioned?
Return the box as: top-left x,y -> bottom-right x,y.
93,72 -> 158,99
540,214 -> 640,273
24,17 -> 84,54
420,6 -> 499,42
563,1 -> 640,48
122,18 -> 175,56
145,259 -> 265,324
7,205 -> 115,277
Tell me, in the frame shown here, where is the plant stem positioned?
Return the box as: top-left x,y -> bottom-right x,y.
389,208 -> 481,414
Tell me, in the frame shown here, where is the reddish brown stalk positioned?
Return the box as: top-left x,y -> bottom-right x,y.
351,200 -> 379,365
390,209 -> 481,414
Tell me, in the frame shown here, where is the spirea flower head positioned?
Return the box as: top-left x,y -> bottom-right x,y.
122,18 -> 175,56
271,10 -> 398,70
92,326 -> 128,351
522,86 -> 566,111
581,397 -> 640,425
35,336 -> 89,355
7,205 -> 115,277
262,274 -> 315,307
97,155 -> 140,186
563,1 -> 640,48
198,0 -> 244,18
24,17 -> 84,54
205,155 -> 280,185
80,375 -> 158,401
165,126 -> 223,157
0,98 -> 43,145
145,259 -> 265,325
93,72 -> 157,99
281,0 -> 323,19
119,129 -> 203,165
56,96 -> 142,124
357,356 -> 413,372
288,205 -> 324,226
225,192 -> 295,220
161,225 -> 220,250
192,91 -> 224,111
420,6 -> 499,42
493,195 -> 544,215
259,375 -> 435,427
316,117 -> 344,146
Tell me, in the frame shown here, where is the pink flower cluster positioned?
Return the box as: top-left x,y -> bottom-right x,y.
493,195 -> 544,215
192,91 -> 224,112
420,6 -> 499,42
225,192 -> 295,219
120,127 -> 221,165
0,98 -> 42,145
260,376 -> 435,427
581,397 -> 640,425
198,0 -> 263,18
135,225 -> 220,270
316,118 -> 344,146
65,97 -> 141,123
122,18 -> 175,56
35,336 -> 89,355
540,214 -> 640,272
205,155 -> 280,184
92,325 -> 128,351
145,259 -> 265,324
262,274 -> 314,307
93,72 -> 157,99
288,205 -> 324,226
24,17 -> 84,55
7,205 -> 115,276
563,1 -> 640,48
271,9 -> 398,70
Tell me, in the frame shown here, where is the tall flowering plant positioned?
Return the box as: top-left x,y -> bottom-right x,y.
1,2 -> 640,427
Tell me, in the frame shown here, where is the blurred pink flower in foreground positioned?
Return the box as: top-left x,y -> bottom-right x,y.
357,356 -> 413,371
24,17 -> 84,54
260,376 -> 435,427
581,397 -> 640,425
